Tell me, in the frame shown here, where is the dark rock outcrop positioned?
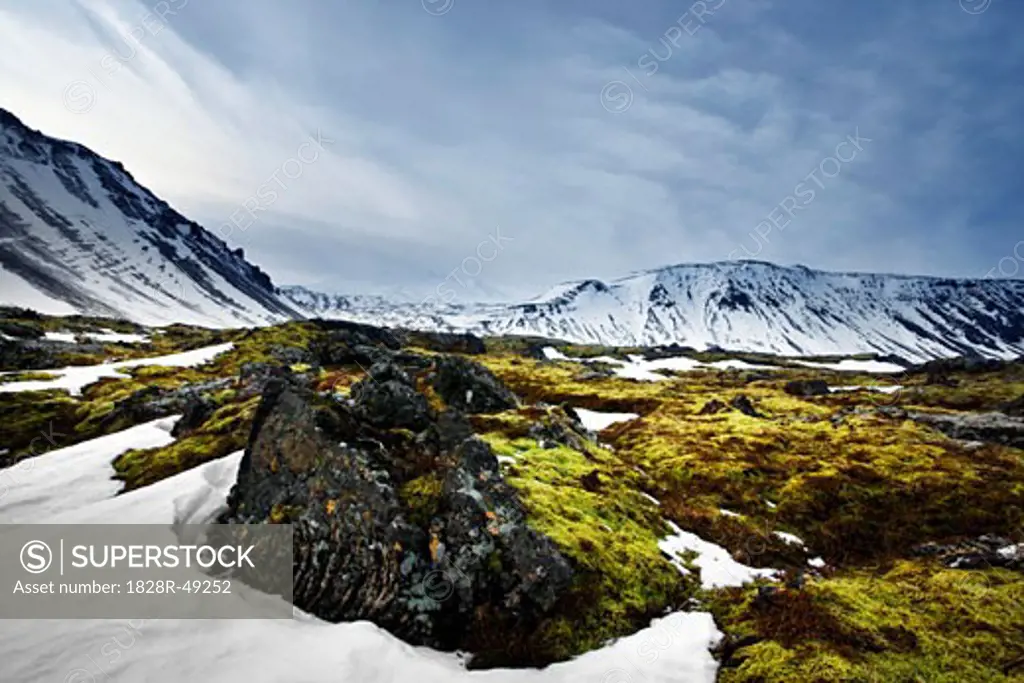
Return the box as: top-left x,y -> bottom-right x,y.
729,394 -> 763,418
97,378 -> 231,434
350,360 -> 433,431
911,534 -> 1023,570
907,410 -> 1024,450
219,365 -> 571,654
431,355 -> 518,414
784,379 -> 831,397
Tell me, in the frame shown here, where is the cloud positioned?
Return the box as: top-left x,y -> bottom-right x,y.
1,0 -> 1021,300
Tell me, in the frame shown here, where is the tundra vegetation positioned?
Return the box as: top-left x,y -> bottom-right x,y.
1,305 -> 1021,680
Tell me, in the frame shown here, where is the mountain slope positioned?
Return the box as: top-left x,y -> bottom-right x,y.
0,108 -> 301,326
474,261 -> 1024,361
282,262 -> 1024,362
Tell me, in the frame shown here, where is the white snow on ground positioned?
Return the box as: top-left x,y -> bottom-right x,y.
43,330 -> 77,343
0,416 -> 178,523
808,557 -> 826,569
573,407 -> 639,432
794,359 -> 905,374
659,521 -> 778,589
773,531 -> 805,547
830,385 -> 903,394
0,342 -> 234,396
541,346 -> 569,360
0,417 -> 725,683
705,359 -> 779,371
719,509 -> 742,518
557,352 -> 781,383
86,329 -> 151,344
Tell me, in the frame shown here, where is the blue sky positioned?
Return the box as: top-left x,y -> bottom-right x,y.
0,0 -> 1021,301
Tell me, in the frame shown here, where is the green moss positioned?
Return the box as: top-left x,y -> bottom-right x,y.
0,390 -> 80,465
0,371 -> 60,384
398,472 -> 445,526
477,428 -> 696,663
713,562 -> 1024,682
112,396 -> 259,491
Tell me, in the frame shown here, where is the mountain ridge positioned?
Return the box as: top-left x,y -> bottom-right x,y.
0,107 -> 301,326
4,106 -> 1024,362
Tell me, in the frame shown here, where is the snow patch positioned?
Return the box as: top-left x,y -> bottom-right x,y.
542,346 -> 569,360
0,416 -> 179,523
794,359 -> 905,374
773,531 -> 805,547
43,331 -> 77,343
659,521 -> 778,589
0,429 -> 725,682
573,407 -> 639,432
0,342 -> 235,396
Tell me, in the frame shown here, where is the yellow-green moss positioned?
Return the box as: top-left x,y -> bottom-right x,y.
398,472 -> 446,526
478,427 -> 696,662
112,396 -> 260,491
713,561 -> 1024,682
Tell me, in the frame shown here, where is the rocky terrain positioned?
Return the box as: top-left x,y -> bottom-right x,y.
1,306 -> 1023,680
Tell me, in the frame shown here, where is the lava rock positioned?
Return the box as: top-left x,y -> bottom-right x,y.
350,360 -> 433,432
698,399 -> 728,415
431,355 -> 518,414
907,410 -> 1024,450
911,534 -> 1022,570
784,379 -> 831,397
170,393 -> 217,438
219,378 -> 572,653
730,394 -> 763,418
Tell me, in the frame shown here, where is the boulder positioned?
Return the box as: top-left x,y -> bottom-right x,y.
431,355 -> 518,414
907,410 -> 1024,450
784,379 -> 831,397
219,373 -> 572,653
350,360 -> 433,431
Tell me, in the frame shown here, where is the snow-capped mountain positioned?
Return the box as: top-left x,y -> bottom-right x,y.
4,107 -> 1024,362
283,262 -> 1024,362
0,108 -> 300,326
470,261 -> 1024,360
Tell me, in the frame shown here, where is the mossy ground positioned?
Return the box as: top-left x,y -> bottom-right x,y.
2,312 -> 1023,678
475,348 -> 1024,678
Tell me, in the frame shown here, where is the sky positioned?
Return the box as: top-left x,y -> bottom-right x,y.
0,0 -> 1021,302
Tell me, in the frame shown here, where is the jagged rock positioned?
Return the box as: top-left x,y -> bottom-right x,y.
577,367 -> 615,381
907,410 -> 1024,450
269,345 -> 316,366
911,355 -> 1007,376
170,393 -> 217,438
730,394 -> 763,418
97,378 -> 232,433
220,378 -> 431,637
640,344 -> 699,361
350,360 -> 433,431
219,377 -> 572,654
784,379 -> 831,397
527,408 -> 591,451
431,355 -> 518,414
310,320 -> 405,367
441,437 -> 573,615
698,399 -> 728,415
911,534 -> 1023,570
409,331 -> 486,355
0,336 -> 105,371
237,362 -> 292,398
